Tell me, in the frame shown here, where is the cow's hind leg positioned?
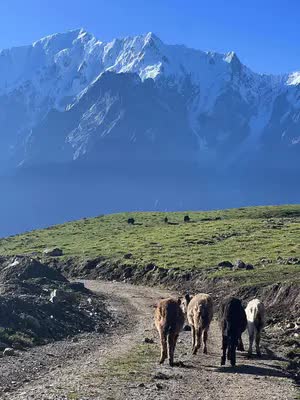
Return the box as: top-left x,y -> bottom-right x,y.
203,329 -> 208,354
193,326 -> 202,355
191,325 -> 196,354
230,342 -> 237,367
168,333 -> 175,366
221,335 -> 227,365
255,330 -> 262,357
248,323 -> 255,356
158,328 -> 167,364
237,335 -> 245,352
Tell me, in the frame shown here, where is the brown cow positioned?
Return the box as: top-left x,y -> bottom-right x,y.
154,298 -> 184,366
183,293 -> 213,355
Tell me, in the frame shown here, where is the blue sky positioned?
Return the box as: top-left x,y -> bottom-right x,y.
0,0 -> 299,75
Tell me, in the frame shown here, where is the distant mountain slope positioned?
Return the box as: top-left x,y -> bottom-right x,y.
0,29 -> 299,168
24,71 -> 199,165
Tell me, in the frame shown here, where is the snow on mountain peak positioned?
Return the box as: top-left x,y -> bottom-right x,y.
0,28 -> 289,98
0,28 -> 299,125
143,32 -> 162,47
224,51 -> 241,67
33,28 -> 84,52
287,71 -> 300,86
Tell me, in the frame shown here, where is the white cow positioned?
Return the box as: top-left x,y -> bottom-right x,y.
245,299 -> 265,356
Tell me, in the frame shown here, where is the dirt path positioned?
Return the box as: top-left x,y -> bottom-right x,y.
0,280 -> 298,400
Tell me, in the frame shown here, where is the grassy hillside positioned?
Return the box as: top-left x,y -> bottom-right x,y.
1,205 -> 299,286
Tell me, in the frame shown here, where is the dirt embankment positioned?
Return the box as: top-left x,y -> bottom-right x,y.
47,255 -> 300,318
0,256 -> 111,350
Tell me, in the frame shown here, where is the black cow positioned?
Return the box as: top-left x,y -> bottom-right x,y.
219,297 -> 247,367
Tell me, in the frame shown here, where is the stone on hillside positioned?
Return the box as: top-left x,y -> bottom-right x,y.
218,261 -> 233,268
287,257 -> 300,265
7,259 -> 21,268
50,289 -> 76,304
144,337 -> 154,344
43,248 -> 63,257
260,258 -> 272,266
124,253 -> 133,259
3,348 -> 14,356
286,322 -> 295,329
123,267 -> 133,279
153,372 -> 170,380
144,263 -> 156,272
235,259 -> 246,269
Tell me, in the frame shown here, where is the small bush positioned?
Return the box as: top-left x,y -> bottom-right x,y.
184,215 -> 190,223
127,218 -> 135,225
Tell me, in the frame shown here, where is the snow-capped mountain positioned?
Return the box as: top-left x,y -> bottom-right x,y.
0,29 -> 299,236
0,28 -> 299,169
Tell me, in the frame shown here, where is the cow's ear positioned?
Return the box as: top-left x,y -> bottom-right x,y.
177,298 -> 182,305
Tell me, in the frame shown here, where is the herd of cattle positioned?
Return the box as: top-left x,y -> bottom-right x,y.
154,294 -> 265,367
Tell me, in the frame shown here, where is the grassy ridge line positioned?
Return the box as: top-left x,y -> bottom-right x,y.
0,205 -> 299,286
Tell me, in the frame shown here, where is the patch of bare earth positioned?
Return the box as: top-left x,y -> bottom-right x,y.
0,281 -> 298,400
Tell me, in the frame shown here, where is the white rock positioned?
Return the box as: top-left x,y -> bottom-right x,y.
4,348 -> 14,356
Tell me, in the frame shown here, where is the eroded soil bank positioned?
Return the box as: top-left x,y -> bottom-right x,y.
0,256 -> 111,350
48,255 -> 299,319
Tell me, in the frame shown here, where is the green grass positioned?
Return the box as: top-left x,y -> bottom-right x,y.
97,343 -> 159,383
67,393 -> 81,400
0,328 -> 34,347
0,205 -> 299,286
68,343 -> 159,399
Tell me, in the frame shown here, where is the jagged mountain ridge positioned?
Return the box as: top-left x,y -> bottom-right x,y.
0,28 -> 299,168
